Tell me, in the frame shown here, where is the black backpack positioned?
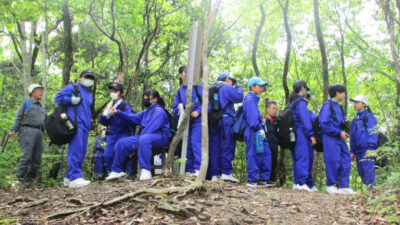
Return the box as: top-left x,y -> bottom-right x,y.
45,84 -> 79,145
208,84 -> 228,135
276,98 -> 303,149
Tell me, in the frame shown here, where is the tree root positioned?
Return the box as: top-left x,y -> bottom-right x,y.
43,181 -> 204,221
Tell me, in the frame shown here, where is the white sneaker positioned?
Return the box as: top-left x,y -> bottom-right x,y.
310,186 -> 318,192
69,178 -> 91,188
297,184 -> 312,192
326,186 -> 339,194
63,178 -> 70,187
139,169 -> 152,180
192,170 -> 200,177
337,188 -> 357,195
292,184 -> 299,190
105,172 -> 126,180
211,176 -> 220,182
246,182 -> 258,188
185,172 -> 192,177
220,173 -> 239,183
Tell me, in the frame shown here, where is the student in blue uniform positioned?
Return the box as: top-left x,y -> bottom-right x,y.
207,73 -> 244,182
55,69 -> 95,188
319,83 -> 356,195
288,80 -> 316,192
349,95 -> 378,190
99,83 -> 133,172
243,77 -> 275,188
106,89 -> 171,181
172,65 -> 203,177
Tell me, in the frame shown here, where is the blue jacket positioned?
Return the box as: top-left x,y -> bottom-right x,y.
350,110 -> 378,152
218,82 -> 244,117
243,92 -> 263,133
116,103 -> 171,139
54,83 -> 93,132
319,99 -> 344,137
290,95 -> 314,138
309,110 -> 317,123
99,100 -> 133,136
172,85 -> 203,123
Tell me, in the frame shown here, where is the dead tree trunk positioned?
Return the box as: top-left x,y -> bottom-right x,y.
62,1 -> 73,87
313,0 -> 329,102
251,4 -> 265,77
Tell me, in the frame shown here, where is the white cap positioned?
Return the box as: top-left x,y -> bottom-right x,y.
28,84 -> 44,95
349,94 -> 368,106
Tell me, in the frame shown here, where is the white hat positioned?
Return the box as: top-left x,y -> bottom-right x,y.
28,84 -> 44,95
349,94 -> 368,106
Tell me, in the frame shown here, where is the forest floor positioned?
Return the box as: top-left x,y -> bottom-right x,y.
0,177 -> 398,224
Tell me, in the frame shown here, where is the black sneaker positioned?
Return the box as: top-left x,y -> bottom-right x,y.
265,180 -> 276,187
246,181 -> 258,188
257,180 -> 268,187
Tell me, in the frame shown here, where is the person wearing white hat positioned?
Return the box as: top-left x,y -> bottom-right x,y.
10,83 -> 45,187
349,95 -> 378,189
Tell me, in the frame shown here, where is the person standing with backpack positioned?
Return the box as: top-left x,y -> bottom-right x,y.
207,73 -> 244,182
288,80 -> 316,192
243,77 -> 274,187
99,82 -> 133,172
106,89 -> 171,181
349,95 -> 378,190
172,65 -> 203,177
10,84 -> 45,187
319,83 -> 356,195
54,69 -> 95,188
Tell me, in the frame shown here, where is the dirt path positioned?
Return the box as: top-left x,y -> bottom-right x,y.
0,178 -> 390,224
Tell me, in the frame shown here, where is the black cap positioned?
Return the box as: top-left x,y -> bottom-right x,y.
80,69 -> 95,79
293,80 -> 310,92
109,82 -> 124,92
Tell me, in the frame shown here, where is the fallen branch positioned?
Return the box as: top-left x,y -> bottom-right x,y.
43,181 -> 203,221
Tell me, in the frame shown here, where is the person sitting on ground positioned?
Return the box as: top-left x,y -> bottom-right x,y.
106,89 -> 171,181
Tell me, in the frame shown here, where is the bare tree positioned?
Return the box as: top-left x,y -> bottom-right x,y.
252,4 -> 266,77
62,1 -> 73,87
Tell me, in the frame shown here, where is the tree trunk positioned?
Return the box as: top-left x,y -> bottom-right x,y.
62,1 -> 74,87
196,0 -> 222,183
313,0 -> 329,102
19,21 -> 36,98
277,0 -> 291,186
40,25 -> 48,110
251,4 -> 266,77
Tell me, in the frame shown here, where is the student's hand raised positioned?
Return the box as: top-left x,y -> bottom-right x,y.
109,107 -> 117,116
10,131 -> 16,138
340,131 -> 349,140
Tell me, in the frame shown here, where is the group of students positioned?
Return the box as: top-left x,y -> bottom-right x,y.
11,67 -> 379,193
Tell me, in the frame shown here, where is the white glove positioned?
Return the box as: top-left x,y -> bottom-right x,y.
71,96 -> 81,105
257,130 -> 265,138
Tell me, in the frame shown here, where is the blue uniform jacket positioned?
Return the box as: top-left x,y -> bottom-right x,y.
243,92 -> 263,133
172,85 -> 203,123
265,117 -> 278,150
319,99 -> 344,137
350,110 -> 378,153
99,100 -> 133,136
290,95 -> 314,138
218,82 -> 244,117
116,103 -> 171,139
54,83 -> 93,132
309,110 -> 317,123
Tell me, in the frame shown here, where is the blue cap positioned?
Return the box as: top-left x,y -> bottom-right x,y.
248,77 -> 268,87
217,73 -> 237,84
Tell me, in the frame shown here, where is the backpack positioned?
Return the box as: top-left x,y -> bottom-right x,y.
276,98 -> 303,149
45,84 -> 79,145
18,100 -> 30,132
208,83 -> 226,126
232,105 -> 246,142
